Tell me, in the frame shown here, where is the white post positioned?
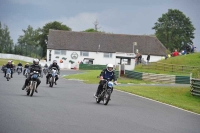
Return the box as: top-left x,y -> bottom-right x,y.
133,42 -> 137,54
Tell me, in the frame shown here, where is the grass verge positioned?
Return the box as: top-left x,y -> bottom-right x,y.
115,86 -> 200,114
0,58 -> 31,66
64,70 -> 155,84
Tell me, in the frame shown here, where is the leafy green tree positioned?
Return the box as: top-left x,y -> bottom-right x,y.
0,22 -> 14,53
0,22 -> 2,52
83,28 -> 98,32
17,25 -> 41,57
39,21 -> 71,57
152,9 -> 195,52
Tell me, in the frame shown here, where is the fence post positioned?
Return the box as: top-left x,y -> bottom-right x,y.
190,73 -> 192,84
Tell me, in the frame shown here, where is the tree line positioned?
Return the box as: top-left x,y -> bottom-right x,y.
0,9 -> 196,58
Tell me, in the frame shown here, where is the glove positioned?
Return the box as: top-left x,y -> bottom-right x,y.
100,76 -> 103,80
114,81 -> 118,85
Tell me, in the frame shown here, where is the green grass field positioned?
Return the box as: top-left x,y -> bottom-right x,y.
135,52 -> 200,78
64,70 -> 155,84
0,58 -> 31,66
115,86 -> 200,114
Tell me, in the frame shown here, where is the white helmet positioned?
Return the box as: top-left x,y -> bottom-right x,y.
107,64 -> 113,72
53,60 -> 57,64
33,59 -> 39,65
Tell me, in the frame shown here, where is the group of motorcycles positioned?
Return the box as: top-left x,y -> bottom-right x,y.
1,65 -> 114,105
1,65 -> 59,97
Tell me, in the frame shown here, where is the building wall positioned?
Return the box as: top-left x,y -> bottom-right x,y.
46,49 -> 164,69
47,49 -> 117,69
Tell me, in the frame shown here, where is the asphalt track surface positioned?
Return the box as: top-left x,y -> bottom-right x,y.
0,70 -> 199,133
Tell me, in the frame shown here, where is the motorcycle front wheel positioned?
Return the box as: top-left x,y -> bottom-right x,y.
30,82 -> 36,97
103,92 -> 111,105
49,77 -> 54,87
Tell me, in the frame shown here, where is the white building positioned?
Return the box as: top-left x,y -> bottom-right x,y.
46,30 -> 167,70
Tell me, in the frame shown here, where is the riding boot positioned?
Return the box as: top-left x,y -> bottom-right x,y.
35,83 -> 40,93
22,84 -> 26,90
55,79 -> 58,85
95,85 -> 101,97
46,78 -> 48,84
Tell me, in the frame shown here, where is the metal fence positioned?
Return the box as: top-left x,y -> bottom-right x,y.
142,62 -> 200,74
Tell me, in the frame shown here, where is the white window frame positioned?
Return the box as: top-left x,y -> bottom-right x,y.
80,51 -> 89,56
54,50 -> 66,55
104,53 -> 112,58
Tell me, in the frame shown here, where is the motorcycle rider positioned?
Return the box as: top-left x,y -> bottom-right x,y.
94,64 -> 117,98
46,60 -> 60,85
11,60 -> 16,72
21,59 -> 42,93
44,64 -> 48,68
4,60 -> 14,78
23,63 -> 30,75
17,62 -> 23,72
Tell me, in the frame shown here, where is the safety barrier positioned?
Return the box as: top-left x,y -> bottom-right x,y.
190,79 -> 200,96
125,70 -> 191,84
79,64 -> 106,70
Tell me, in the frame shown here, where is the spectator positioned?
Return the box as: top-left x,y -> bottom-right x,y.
147,53 -> 150,64
172,49 -> 179,57
191,44 -> 195,53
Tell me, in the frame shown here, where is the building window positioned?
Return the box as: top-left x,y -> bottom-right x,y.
104,53 -> 112,58
54,50 -> 66,55
80,51 -> 89,56
61,50 -> 66,55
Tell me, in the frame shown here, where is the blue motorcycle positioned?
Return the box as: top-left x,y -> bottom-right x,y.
5,68 -> 12,81
48,67 -> 58,87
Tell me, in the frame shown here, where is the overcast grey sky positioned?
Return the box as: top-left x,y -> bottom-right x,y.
0,0 -> 199,51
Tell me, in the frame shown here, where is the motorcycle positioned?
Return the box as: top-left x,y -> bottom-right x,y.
26,71 -> 39,97
1,65 -> 6,73
48,67 -> 58,87
43,67 -> 48,75
17,66 -> 23,75
24,68 -> 30,78
95,79 -> 114,105
5,68 -> 12,81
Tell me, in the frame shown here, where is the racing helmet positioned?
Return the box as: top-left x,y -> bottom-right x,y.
107,64 -> 114,72
33,59 -> 39,65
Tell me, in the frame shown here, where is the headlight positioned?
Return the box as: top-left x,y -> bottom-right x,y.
108,81 -> 113,87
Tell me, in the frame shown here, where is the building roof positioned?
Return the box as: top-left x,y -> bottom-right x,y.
47,29 -> 167,56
